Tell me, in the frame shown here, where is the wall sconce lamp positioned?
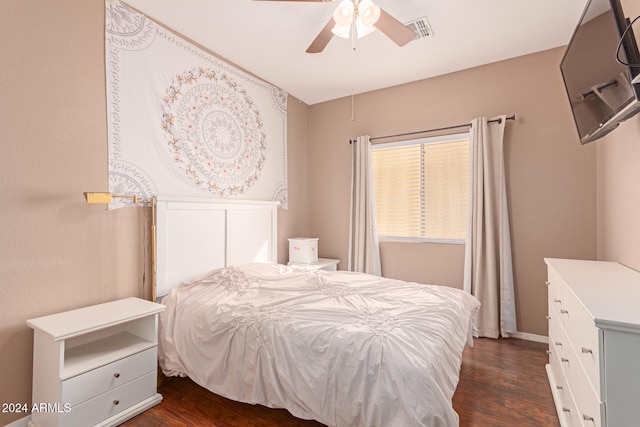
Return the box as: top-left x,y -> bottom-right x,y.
83,192 -> 149,205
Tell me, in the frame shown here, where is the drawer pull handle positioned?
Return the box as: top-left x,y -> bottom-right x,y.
556,385 -> 563,390
546,350 -> 552,355
560,309 -> 569,314
114,373 -> 120,379
546,315 -> 551,320
583,415 -> 595,422
113,400 -> 120,406
581,347 -> 593,354
554,299 -> 562,303
561,357 -> 569,363
545,281 -> 551,286
562,407 -> 570,413
555,341 -> 562,346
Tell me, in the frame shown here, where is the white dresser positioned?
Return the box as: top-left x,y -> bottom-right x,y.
26,297 -> 165,427
545,258 -> 640,427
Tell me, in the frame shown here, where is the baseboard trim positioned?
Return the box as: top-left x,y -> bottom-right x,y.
510,331 -> 548,343
4,414 -> 31,427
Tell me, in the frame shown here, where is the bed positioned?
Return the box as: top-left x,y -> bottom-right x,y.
154,197 -> 480,427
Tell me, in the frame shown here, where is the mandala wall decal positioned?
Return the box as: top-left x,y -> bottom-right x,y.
270,181 -> 288,209
105,0 -> 287,209
105,0 -> 155,50
161,68 -> 267,197
108,159 -> 157,208
269,86 -> 288,116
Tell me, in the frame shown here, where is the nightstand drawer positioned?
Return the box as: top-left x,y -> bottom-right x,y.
62,371 -> 156,426
288,258 -> 340,272
63,347 -> 157,406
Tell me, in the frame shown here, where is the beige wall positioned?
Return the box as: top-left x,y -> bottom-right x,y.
597,116 -> 640,270
598,0 -> 640,269
307,47 -> 597,338
279,97 -> 311,262
0,3 -> 138,424
0,1 -> 309,424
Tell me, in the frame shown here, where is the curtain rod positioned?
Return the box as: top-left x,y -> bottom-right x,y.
349,114 -> 516,144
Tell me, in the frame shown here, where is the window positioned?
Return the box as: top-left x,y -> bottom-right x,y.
371,132 -> 470,243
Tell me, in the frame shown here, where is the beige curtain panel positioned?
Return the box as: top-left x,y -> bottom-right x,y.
464,116 -> 517,338
348,136 -> 381,276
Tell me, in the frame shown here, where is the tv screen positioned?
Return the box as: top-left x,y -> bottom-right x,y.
561,0 -> 640,144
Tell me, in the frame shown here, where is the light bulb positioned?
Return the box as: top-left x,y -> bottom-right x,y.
357,0 -> 380,26
333,0 -> 354,26
332,0 -> 354,38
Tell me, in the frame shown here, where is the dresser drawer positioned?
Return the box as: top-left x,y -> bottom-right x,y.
549,332 -> 568,402
560,288 -> 601,397
549,315 -> 565,361
558,381 -> 583,427
547,269 -> 564,313
63,347 -> 157,406
62,371 -> 156,426
549,344 -> 584,427
563,336 -> 602,427
549,335 -> 582,427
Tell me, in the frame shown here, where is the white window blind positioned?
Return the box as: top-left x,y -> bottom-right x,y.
372,133 -> 470,242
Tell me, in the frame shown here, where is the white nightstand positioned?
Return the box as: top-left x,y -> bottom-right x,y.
26,297 -> 165,427
288,258 -> 340,271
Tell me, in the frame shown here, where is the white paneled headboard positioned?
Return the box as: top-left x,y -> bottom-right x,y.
154,197 -> 278,299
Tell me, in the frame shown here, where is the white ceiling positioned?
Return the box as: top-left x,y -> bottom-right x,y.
123,0 -> 589,105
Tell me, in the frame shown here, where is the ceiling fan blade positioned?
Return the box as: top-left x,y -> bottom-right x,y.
374,8 -> 416,47
306,18 -> 335,53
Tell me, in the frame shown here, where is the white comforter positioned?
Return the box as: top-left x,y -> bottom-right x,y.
158,262 -> 480,427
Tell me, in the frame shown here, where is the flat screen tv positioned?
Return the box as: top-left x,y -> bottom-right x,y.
561,0 -> 640,144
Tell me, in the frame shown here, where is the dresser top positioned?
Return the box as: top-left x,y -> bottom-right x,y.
545,258 -> 640,332
26,297 -> 165,341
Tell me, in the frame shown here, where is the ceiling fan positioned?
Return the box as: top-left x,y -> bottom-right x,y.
255,0 -> 416,53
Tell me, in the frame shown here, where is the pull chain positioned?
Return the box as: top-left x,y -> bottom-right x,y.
350,10 -> 356,122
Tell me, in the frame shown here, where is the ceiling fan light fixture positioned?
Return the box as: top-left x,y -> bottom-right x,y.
333,0 -> 354,26
355,17 -> 376,38
332,0 -> 354,38
332,22 -> 352,38
357,0 -> 380,27
299,0 -> 415,54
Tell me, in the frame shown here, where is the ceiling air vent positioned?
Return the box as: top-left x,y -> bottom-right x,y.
405,17 -> 434,42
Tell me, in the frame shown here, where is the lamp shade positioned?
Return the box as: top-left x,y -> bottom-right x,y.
355,17 -> 376,38
333,0 -> 354,26
357,0 -> 380,26
332,22 -> 352,38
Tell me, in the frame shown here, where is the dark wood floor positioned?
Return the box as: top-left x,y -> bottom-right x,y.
453,338 -> 559,427
123,338 -> 559,426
